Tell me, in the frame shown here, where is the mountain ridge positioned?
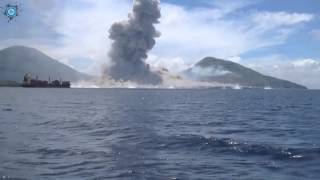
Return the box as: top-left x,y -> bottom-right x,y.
0,46 -> 89,83
0,46 -> 308,89
182,57 -> 307,89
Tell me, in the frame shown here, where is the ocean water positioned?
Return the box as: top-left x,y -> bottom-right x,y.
0,88 -> 319,180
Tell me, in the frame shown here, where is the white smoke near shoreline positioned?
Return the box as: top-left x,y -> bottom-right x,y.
72,69 -> 228,89
191,66 -> 231,77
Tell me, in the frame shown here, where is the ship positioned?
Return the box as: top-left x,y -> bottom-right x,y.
22,74 -> 71,88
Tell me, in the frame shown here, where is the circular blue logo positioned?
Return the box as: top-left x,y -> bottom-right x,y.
4,5 -> 18,20
7,8 -> 16,16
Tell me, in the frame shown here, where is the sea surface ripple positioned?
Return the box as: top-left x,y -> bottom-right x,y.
0,88 -> 320,180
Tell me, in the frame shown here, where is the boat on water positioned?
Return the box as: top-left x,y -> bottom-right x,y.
22,74 -> 71,88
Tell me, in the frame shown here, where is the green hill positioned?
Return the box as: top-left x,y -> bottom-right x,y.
0,46 -> 89,83
182,57 -> 307,89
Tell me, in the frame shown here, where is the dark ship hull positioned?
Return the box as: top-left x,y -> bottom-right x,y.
22,83 -> 71,88
22,74 -> 71,88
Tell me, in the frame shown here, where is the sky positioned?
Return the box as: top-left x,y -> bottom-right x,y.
0,0 -> 319,89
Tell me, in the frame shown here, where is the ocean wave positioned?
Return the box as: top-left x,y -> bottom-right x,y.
160,134 -> 320,161
1,108 -> 13,112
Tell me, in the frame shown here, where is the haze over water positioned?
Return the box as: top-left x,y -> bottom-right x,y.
0,88 -> 320,179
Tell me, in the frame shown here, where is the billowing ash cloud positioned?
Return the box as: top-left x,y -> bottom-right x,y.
105,0 -> 162,85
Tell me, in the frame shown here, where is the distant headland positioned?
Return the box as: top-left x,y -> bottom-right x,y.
0,46 -> 307,89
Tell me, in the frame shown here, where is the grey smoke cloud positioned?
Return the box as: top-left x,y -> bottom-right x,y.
105,0 -> 162,85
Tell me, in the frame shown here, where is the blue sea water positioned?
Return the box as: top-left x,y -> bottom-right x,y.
0,88 -> 320,180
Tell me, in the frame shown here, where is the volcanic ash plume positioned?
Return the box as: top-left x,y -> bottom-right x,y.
105,0 -> 162,85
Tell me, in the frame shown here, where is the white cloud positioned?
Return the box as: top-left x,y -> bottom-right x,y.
228,56 -> 243,63
292,59 -> 320,68
146,55 -> 191,73
202,0 -> 260,18
47,0 -> 132,75
0,0 -> 316,81
253,11 -> 314,27
0,0 -> 131,75
243,56 -> 320,89
153,4 -> 314,65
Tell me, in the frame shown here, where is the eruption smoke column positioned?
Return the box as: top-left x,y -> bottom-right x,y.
105,0 -> 162,85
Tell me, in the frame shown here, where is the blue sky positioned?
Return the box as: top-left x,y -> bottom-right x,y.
0,0 -> 319,88
161,0 -> 320,59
